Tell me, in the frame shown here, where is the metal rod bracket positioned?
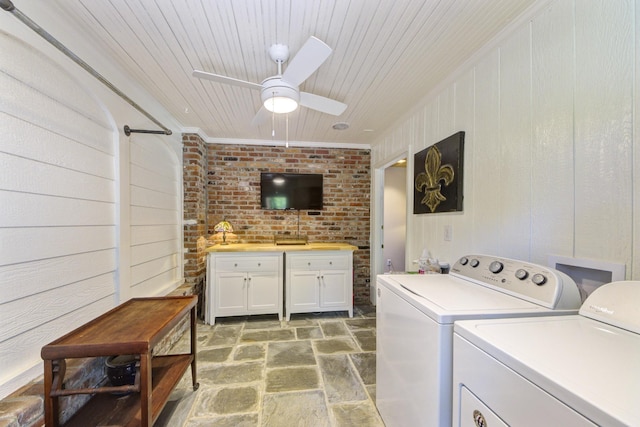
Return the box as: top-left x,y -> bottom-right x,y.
0,0 -> 15,12
124,125 -> 171,136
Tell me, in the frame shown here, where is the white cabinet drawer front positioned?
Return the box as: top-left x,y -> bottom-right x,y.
289,255 -> 349,270
215,256 -> 279,272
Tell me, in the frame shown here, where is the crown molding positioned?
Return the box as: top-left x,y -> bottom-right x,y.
180,127 -> 370,150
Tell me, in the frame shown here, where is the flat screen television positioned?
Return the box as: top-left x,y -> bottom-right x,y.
260,173 -> 323,210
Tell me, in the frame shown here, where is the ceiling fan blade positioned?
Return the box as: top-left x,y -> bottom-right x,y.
192,70 -> 261,90
299,92 -> 347,116
281,37 -> 332,87
250,106 -> 271,127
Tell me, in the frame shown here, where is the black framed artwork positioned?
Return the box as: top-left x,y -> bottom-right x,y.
413,131 -> 465,214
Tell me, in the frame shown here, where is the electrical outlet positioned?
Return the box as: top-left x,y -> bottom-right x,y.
386,259 -> 392,267
444,225 -> 453,241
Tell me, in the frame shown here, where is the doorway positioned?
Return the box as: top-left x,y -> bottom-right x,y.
371,152 -> 409,305
383,162 -> 407,274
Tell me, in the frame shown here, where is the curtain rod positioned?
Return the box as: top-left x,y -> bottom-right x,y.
124,125 -> 168,136
1,0 -> 172,136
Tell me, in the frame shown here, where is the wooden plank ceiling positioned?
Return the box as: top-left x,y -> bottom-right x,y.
52,0 -> 538,146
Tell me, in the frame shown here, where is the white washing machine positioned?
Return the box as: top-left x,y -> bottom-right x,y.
453,280 -> 640,427
376,254 -> 582,427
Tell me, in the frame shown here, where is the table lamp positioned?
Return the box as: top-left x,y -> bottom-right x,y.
213,219 -> 234,245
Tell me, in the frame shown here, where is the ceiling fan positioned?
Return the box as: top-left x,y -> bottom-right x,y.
193,36 -> 347,126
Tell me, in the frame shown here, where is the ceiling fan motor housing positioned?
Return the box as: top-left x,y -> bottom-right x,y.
268,44 -> 290,64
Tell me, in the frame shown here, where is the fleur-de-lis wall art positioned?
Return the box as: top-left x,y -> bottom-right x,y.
413,131 -> 465,214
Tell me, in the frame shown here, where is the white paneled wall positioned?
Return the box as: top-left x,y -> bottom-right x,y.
471,51 -> 502,257
372,0 -> 638,275
530,0 -> 574,261
573,1 -> 634,263
129,134 -> 182,298
500,24 -> 533,262
0,26 -> 183,398
0,31 -> 116,397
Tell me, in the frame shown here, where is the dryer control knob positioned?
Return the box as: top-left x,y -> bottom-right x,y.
532,273 -> 547,285
459,257 -> 469,265
515,269 -> 529,280
489,261 -> 504,273
470,259 -> 480,268
473,410 -> 487,427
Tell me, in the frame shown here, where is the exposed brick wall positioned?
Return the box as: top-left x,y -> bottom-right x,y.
182,134 -> 208,310
204,142 -> 372,305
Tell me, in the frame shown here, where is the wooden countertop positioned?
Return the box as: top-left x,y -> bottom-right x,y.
206,242 -> 358,253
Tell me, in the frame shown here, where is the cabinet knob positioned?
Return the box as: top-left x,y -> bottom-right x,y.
258,263 -> 261,267
234,263 -> 238,267
329,261 -> 333,265
308,262 -> 311,266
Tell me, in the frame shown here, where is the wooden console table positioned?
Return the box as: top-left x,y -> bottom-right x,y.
41,296 -> 199,427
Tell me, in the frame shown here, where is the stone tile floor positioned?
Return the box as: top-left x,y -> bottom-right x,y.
155,306 -> 383,427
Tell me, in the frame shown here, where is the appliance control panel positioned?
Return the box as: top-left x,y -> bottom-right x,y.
450,254 -> 580,309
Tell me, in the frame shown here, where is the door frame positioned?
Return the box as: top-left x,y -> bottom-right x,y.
371,147 -> 412,304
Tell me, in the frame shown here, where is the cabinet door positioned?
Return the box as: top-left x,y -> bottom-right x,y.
289,270 -> 320,310
215,271 -> 246,312
320,270 -> 350,307
247,271 -> 280,311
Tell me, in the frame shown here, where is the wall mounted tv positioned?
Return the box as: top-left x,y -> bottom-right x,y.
260,173 -> 323,210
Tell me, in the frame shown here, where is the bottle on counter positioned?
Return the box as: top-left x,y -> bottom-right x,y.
416,249 -> 448,274
418,260 -> 426,274
426,257 -> 440,274
417,249 -> 440,274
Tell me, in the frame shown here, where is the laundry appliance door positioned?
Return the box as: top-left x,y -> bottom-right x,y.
453,320 -> 601,427
459,386 -> 508,427
376,277 -> 453,427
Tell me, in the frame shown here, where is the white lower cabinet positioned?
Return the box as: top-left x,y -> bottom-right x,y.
206,252 -> 283,324
285,251 -> 353,320
205,247 -> 355,324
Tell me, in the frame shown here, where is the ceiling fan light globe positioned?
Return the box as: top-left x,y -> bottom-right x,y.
260,76 -> 300,114
264,96 -> 298,113
261,79 -> 300,114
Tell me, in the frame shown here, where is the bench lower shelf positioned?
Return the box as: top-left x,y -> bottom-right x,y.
63,354 -> 196,427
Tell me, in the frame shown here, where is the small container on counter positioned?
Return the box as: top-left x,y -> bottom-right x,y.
439,262 -> 450,274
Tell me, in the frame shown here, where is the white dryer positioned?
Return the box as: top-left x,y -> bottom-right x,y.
453,280 -> 640,427
376,254 -> 582,427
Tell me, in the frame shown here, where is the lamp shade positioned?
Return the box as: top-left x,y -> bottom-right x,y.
213,220 -> 234,233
